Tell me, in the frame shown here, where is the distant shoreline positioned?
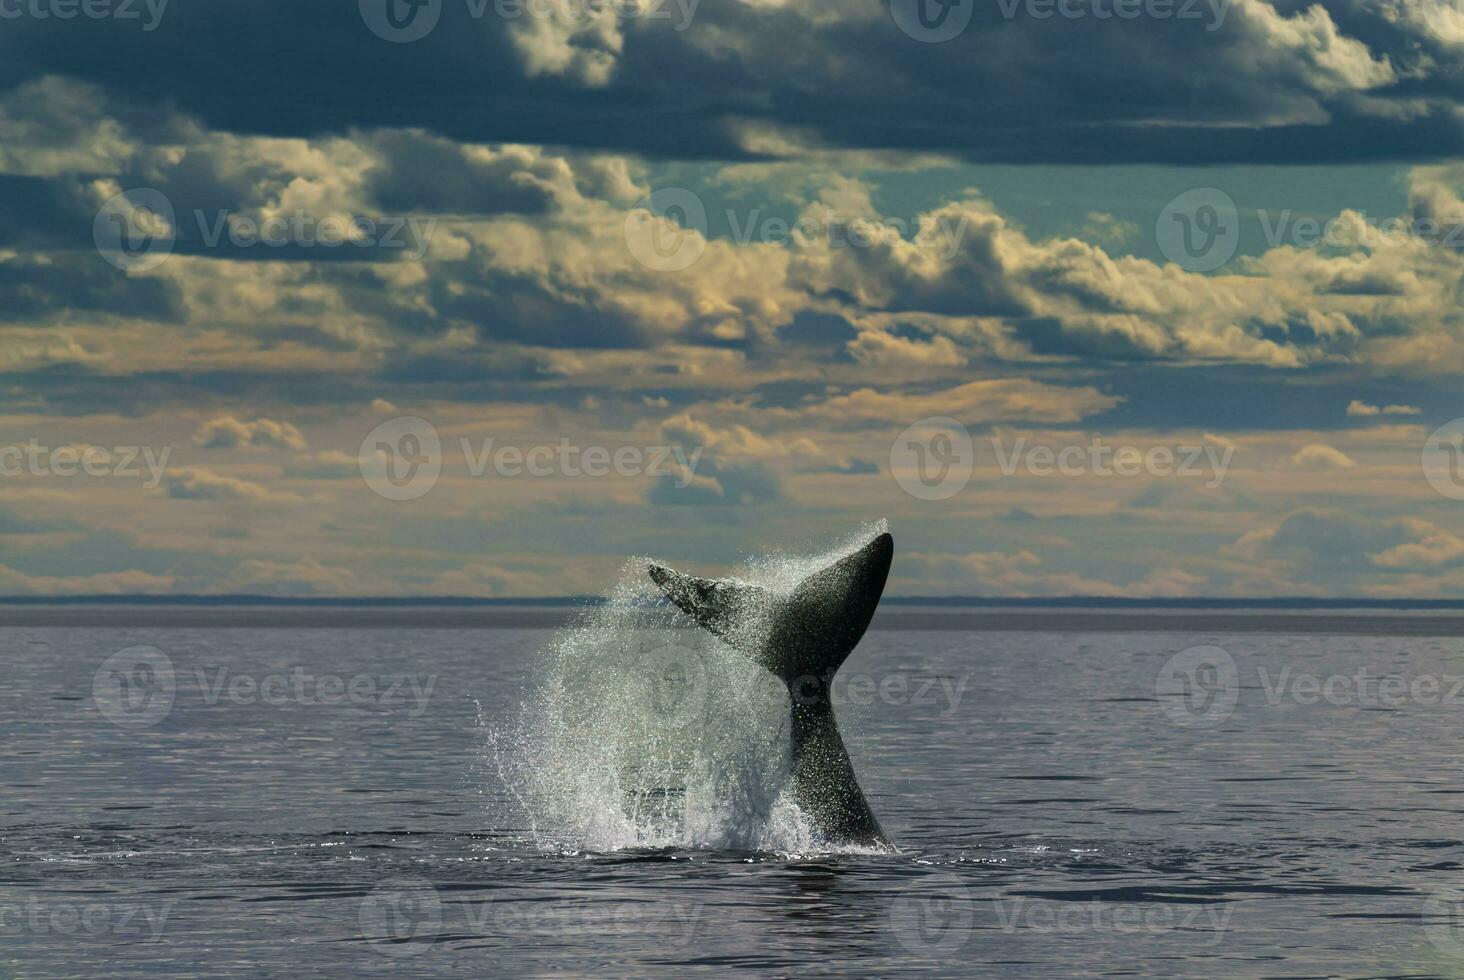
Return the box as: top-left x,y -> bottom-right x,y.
4,597 -> 1464,634
2,595 -> 1464,609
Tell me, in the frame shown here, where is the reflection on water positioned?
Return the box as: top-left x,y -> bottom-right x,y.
4,618 -> 1464,975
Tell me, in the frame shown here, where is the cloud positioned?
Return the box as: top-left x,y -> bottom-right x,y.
1346,399 -> 1421,416
1226,510 -> 1464,583
220,558 -> 356,595
847,330 -> 964,367
1290,444 -> 1356,469
1372,529 -> 1464,569
0,564 -> 175,595
284,450 -> 359,480
165,467 -> 285,502
0,0 -> 1433,166
195,416 -> 308,452
797,378 -> 1121,429
897,549 -> 1209,597
660,413 -> 819,459
646,459 -> 782,506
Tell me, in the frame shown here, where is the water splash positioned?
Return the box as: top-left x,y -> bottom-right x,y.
484,522 -> 888,853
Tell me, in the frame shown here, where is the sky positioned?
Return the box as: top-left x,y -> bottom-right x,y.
2,0 -> 1464,598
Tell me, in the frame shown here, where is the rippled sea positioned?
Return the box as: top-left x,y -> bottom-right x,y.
8,606 -> 1464,977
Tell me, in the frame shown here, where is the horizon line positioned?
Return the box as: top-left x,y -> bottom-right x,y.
2,594 -> 1464,609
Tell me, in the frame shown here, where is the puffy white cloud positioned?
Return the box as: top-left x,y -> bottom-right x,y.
1290,444 -> 1357,469
195,416 -> 308,452
1346,399 -> 1421,416
165,467 -> 288,502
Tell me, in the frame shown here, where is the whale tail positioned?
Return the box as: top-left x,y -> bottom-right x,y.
647,531 -> 893,682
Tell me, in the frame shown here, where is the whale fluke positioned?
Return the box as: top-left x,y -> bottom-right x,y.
645,563 -> 774,658
647,531 -> 895,849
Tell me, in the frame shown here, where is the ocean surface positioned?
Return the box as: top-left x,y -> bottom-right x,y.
7,605 -> 1464,977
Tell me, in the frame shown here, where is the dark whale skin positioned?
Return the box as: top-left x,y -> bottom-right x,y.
648,532 -> 894,849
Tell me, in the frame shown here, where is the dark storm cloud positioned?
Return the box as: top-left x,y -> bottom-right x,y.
0,0 -> 1448,165
428,273 -> 653,348
0,252 -> 183,322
